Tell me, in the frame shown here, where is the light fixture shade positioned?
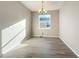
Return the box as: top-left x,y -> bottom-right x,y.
38,8 -> 47,14
38,1 -> 47,15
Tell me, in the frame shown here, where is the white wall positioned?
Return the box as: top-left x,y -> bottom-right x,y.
59,2 -> 79,57
0,1 -> 31,54
32,10 -> 59,37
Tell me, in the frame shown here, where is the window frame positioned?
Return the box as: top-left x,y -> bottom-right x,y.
38,15 -> 51,29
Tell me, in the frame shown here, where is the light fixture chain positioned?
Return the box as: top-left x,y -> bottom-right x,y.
38,1 -> 47,15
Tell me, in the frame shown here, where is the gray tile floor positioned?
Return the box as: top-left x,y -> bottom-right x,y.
2,37 -> 77,58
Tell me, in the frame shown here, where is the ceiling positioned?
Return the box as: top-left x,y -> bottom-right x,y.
21,1 -> 65,11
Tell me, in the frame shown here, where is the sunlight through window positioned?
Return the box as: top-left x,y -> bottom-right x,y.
2,19 -> 26,54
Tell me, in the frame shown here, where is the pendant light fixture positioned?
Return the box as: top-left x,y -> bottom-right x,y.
38,1 -> 47,15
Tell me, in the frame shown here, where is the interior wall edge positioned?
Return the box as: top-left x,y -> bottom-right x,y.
21,35 -> 32,43
59,36 -> 79,57
32,35 -> 59,38
18,1 -> 31,12
0,30 -> 2,57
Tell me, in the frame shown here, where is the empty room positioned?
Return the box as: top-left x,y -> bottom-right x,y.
0,1 -> 79,58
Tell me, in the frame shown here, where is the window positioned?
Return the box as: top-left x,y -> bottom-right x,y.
39,15 -> 51,29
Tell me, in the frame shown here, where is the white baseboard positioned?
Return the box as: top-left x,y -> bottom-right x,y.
32,35 -> 59,38
59,36 -> 79,57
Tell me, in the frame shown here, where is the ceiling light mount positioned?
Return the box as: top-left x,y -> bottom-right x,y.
38,1 -> 47,15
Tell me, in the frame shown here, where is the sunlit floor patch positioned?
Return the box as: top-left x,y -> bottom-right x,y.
20,44 -> 29,47
2,37 -> 77,58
